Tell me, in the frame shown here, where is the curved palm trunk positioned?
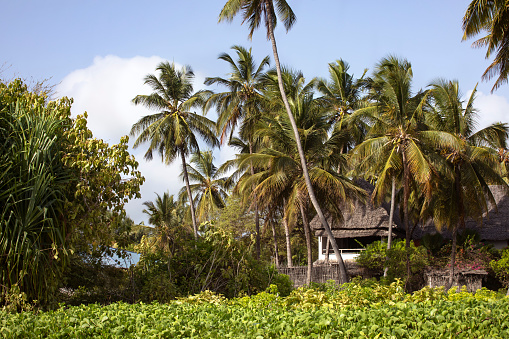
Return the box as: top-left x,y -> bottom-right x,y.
384,177 -> 396,277
299,202 -> 313,285
181,151 -> 198,238
265,1 -> 348,284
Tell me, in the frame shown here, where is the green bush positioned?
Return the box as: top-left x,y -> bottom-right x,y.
58,253 -> 134,306
133,223 -> 292,301
491,247 -> 509,289
421,232 -> 444,255
355,239 -> 428,282
271,272 -> 293,297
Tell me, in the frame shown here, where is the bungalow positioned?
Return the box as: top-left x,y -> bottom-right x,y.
310,181 -> 401,262
312,183 -> 509,264
413,185 -> 509,250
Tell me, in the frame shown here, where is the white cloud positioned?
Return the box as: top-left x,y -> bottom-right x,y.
56,55 -> 237,224
56,56 -> 195,223
466,90 -> 509,130
57,55 -> 166,144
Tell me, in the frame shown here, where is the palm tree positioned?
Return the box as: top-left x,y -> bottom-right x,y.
462,0 -> 509,91
218,0 -> 350,283
238,69 -> 363,280
351,56 -> 446,285
179,151 -> 229,222
142,192 -> 186,254
205,45 -> 270,144
130,62 -> 219,238
204,45 -> 269,259
426,79 -> 508,289
314,59 -> 368,153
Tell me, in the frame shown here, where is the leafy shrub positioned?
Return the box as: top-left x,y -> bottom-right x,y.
355,239 -> 428,282
58,253 -> 134,306
434,236 -> 496,271
2,280 -> 509,338
133,223 -> 292,301
270,272 -> 293,297
491,247 -> 509,288
421,232 -> 444,255
0,285 -> 36,313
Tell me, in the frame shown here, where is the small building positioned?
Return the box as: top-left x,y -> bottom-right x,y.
413,185 -> 509,249
310,181 -> 401,262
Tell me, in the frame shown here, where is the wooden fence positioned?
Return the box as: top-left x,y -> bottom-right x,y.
278,262 -> 371,288
423,270 -> 488,293
279,265 -> 488,292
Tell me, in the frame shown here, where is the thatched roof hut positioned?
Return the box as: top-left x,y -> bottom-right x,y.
413,185 -> 509,248
311,180 -> 402,239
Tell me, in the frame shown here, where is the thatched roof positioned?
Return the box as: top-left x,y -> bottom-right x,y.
413,185 -> 509,241
311,180 -> 402,238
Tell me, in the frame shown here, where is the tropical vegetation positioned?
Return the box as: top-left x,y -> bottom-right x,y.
2,4 -> 509,339
2,280 -> 509,338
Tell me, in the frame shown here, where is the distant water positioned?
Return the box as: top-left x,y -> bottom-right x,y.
102,249 -> 141,268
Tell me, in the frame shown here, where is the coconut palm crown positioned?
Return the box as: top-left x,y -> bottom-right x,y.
179,151 -> 229,222
462,0 -> 509,91
130,61 -> 219,238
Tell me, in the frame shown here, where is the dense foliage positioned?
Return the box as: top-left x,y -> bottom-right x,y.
0,80 -> 144,307
4,0 -> 509,315
356,240 -> 428,285
1,280 -> 508,338
133,222 -> 292,301
491,247 -> 509,289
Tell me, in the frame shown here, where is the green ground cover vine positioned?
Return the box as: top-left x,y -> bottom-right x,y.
1,280 -> 508,338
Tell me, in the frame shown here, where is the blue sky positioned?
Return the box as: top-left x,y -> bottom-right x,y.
2,0 -> 509,224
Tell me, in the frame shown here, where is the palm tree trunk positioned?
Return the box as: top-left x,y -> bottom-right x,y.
299,202 -> 313,285
283,218 -> 292,267
270,219 -> 280,267
255,205 -> 261,259
402,151 -> 411,289
282,199 -> 292,267
249,143 -> 261,260
324,238 -> 330,265
265,0 -> 349,284
447,170 -> 464,291
446,226 -> 458,291
384,177 -> 396,277
181,151 -> 198,238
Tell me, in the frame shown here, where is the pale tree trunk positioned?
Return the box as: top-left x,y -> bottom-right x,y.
255,205 -> 261,259
324,238 -> 330,265
249,143 -> 261,260
446,227 -> 458,291
299,202 -> 313,285
384,177 -> 396,277
265,2 -> 348,284
446,170 -> 464,291
282,200 -> 292,267
181,150 -> 198,238
402,151 -> 411,289
270,219 -> 280,267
